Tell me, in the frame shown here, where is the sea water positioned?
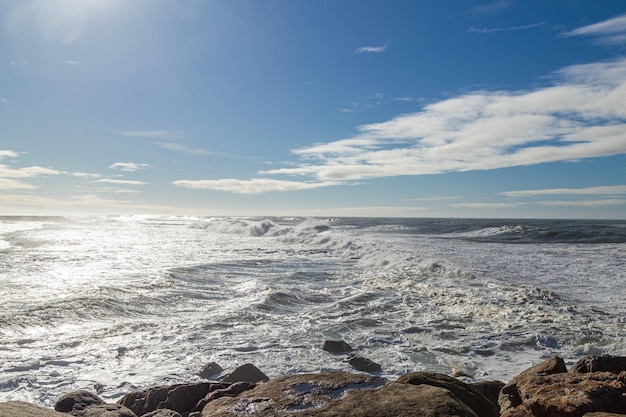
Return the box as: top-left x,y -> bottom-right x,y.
0,216 -> 624,406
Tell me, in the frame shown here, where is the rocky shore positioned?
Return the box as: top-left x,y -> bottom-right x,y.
1,351 -> 625,417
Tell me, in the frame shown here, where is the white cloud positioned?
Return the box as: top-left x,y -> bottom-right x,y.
0,164 -> 61,179
502,185 -> 626,197
66,60 -> 79,65
469,22 -> 545,33
448,202 -> 521,209
540,199 -> 626,207
172,178 -> 338,194
562,14 -> 626,45
0,178 -> 37,190
116,130 -> 180,139
157,142 -> 214,155
109,162 -> 151,172
0,150 -> 19,159
355,42 -> 390,53
259,58 -> 626,183
96,179 -> 147,185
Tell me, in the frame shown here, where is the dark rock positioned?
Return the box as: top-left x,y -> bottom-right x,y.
470,380 -> 505,407
200,371 -> 481,416
55,390 -> 106,413
195,382 -> 256,411
198,362 -> 224,380
397,372 -> 499,417
0,401 -> 68,417
71,403 -> 137,417
118,382 -> 233,416
322,340 -> 353,353
221,364 -> 269,383
583,413 -> 626,417
157,382 -> 213,414
499,356 -> 626,417
142,410 -> 182,417
344,353 -> 382,373
571,355 -> 626,374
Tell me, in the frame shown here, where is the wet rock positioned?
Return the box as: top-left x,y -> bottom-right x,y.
571,355 -> 626,374
221,363 -> 269,383
200,371 -> 482,416
195,382 -> 256,411
397,372 -> 500,417
344,353 -> 382,373
71,403 -> 137,417
499,356 -> 626,417
198,362 -> 224,380
470,380 -> 505,407
0,401 -> 68,417
119,382 -> 230,416
55,390 -> 106,413
322,340 -> 353,353
142,410 -> 182,417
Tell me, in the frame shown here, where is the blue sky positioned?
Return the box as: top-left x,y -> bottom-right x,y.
1,0 -> 625,218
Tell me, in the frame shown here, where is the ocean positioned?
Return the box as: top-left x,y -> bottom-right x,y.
1,216 -> 625,407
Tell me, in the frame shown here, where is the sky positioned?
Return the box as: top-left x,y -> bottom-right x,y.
1,0 -> 625,218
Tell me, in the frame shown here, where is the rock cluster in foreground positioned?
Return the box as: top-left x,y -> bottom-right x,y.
1,354 -> 625,417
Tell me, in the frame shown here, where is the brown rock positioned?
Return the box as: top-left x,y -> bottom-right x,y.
198,362 -> 224,380
0,401 -> 68,417
221,364 -> 269,384
195,382 -> 256,411
142,410 -> 182,417
55,390 -> 105,413
201,371 -> 480,416
157,382 -> 212,413
470,380 -> 505,407
499,356 -> 626,417
572,355 -> 626,374
397,372 -> 500,417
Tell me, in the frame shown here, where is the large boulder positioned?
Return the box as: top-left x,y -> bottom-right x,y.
220,364 -> 269,384
571,355 -> 626,374
201,371 -> 483,416
0,401 -> 68,417
499,356 -> 626,417
397,372 -> 500,417
55,390 -> 106,413
69,403 -> 137,417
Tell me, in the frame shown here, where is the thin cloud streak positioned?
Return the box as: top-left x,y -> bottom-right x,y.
562,14 -> 626,45
116,130 -> 181,139
502,185 -> 626,197
96,179 -> 147,185
157,142 -> 214,156
173,178 -> 339,194
355,42 -> 390,53
109,162 -> 151,172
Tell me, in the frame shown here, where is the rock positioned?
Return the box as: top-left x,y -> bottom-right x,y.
322,340 -> 353,353
198,362 -> 224,380
55,390 -> 106,413
583,413 -> 626,417
397,372 -> 500,417
344,353 -> 382,372
201,371 -> 481,416
499,356 -> 626,417
470,380 -> 505,407
195,382 -> 256,411
0,401 -> 68,417
142,410 -> 182,417
571,355 -> 626,374
118,382 -> 232,416
221,364 -> 269,383
70,403 -> 137,417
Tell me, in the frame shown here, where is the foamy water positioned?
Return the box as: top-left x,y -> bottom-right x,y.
1,216 -> 624,406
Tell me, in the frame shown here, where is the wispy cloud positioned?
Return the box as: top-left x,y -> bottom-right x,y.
562,14 -> 626,45
502,185 -> 626,197
540,199 -> 626,207
448,202 -> 522,209
469,22 -> 545,34
157,142 -> 214,156
66,60 -> 80,65
96,179 -> 147,185
258,57 -> 626,184
116,130 -> 181,139
173,178 -> 338,194
355,42 -> 390,54
109,162 -> 151,172
0,178 -> 38,190
466,0 -> 513,16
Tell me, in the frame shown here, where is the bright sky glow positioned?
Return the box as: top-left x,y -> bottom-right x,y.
1,0 -> 625,218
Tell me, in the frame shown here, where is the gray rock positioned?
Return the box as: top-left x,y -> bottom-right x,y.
322,340 -> 353,353
198,362 -> 224,380
142,410 -> 182,417
221,364 -> 269,384
55,390 -> 105,413
71,403 -> 137,417
344,353 -> 382,373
